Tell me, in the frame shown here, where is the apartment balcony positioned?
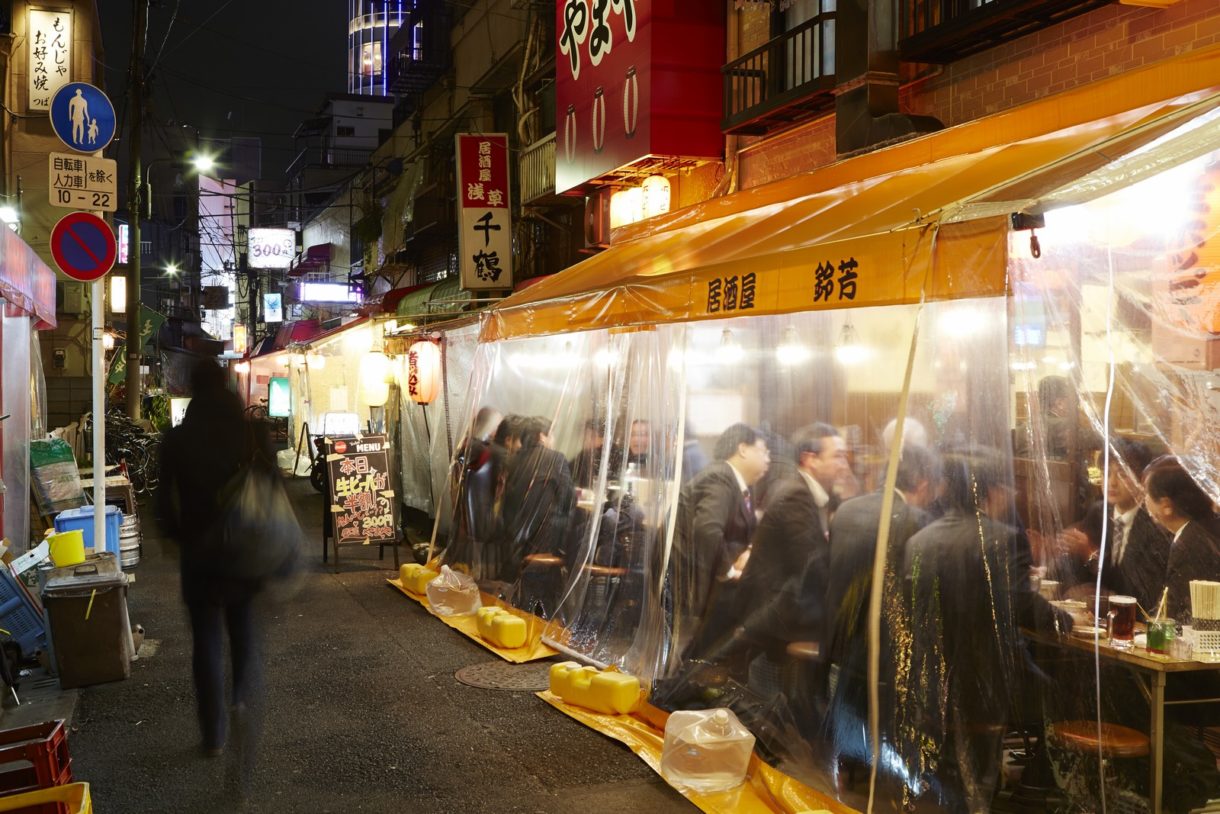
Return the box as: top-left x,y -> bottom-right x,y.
899,0 -> 1113,64
519,133 -> 567,206
722,13 -> 836,136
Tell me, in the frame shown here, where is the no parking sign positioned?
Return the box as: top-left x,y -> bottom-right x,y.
50,211 -> 116,281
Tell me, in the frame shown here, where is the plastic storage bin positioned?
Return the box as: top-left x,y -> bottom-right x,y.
0,568 -> 46,659
42,555 -> 132,689
0,781 -> 91,814
52,506 -> 121,556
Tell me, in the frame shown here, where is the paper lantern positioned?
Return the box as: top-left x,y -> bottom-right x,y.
407,340 -> 441,404
361,350 -> 391,408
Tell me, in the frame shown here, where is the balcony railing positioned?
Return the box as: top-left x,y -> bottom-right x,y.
900,0 -> 1112,63
519,133 -> 557,205
722,13 -> 836,136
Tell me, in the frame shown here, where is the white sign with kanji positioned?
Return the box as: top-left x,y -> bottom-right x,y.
28,10 -> 72,111
455,133 -> 513,291
48,152 -> 117,212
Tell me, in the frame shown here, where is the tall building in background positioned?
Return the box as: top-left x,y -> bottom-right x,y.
348,0 -> 409,96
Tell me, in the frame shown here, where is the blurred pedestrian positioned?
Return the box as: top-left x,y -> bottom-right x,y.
158,358 -> 271,798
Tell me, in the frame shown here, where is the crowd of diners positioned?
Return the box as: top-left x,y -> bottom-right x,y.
444,391 -> 1220,812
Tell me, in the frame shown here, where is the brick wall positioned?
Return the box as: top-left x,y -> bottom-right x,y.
736,0 -> 1220,190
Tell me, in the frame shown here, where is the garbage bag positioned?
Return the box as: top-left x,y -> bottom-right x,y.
213,464 -> 303,581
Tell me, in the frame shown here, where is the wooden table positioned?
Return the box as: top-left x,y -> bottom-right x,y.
1025,627 -> 1220,814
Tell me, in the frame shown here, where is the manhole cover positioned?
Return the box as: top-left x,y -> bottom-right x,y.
455,660 -> 552,691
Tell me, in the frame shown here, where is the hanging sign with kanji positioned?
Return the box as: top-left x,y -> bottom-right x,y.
455,133 -> 513,291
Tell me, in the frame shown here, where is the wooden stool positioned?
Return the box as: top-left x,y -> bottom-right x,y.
1048,721 -> 1150,758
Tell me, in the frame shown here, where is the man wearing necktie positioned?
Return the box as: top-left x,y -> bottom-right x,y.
671,423 -> 770,666
1072,440 -> 1170,611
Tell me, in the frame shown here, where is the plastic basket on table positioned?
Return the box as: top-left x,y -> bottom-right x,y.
0,782 -> 91,813
0,721 -> 72,796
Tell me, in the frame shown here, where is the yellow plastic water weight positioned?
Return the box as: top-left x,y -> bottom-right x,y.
399,563 -> 440,595
475,606 -> 528,649
548,661 -> 642,715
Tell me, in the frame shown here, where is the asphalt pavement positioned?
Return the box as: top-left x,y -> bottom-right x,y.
64,478 -> 693,813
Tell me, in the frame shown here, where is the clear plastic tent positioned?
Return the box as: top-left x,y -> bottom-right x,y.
397,322 -> 482,519
434,102 -> 1220,814
1,310 -> 32,550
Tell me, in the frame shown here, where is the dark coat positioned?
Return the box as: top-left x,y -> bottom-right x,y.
1088,504 -> 1171,611
901,510 -> 1068,812
157,388 -> 269,603
1165,516 -> 1220,623
737,476 -> 829,657
674,461 -> 757,625
499,445 -> 575,574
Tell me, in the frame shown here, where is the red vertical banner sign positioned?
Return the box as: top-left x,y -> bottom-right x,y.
456,133 -> 513,291
555,0 -> 726,194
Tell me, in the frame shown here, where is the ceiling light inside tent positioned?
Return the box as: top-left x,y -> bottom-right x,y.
776,326 -> 811,367
834,321 -> 870,365
719,329 -> 744,364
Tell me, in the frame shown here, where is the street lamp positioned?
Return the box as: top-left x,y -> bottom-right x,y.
191,153 -> 217,173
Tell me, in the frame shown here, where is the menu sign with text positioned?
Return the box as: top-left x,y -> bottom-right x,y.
325,434 -> 398,545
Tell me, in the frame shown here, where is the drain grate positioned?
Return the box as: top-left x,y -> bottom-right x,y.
455,660 -> 553,691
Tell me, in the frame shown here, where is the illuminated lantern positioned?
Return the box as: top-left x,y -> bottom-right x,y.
407,340 -> 441,404
361,350 -> 391,407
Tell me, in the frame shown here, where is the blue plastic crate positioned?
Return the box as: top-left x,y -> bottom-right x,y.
0,568 -> 45,658
53,506 -> 121,556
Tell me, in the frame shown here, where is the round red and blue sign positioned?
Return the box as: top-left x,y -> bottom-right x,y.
50,212 -> 117,282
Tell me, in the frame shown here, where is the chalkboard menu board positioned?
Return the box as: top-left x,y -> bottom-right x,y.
324,434 -> 398,545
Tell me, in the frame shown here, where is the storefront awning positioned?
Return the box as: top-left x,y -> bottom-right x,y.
395,276 -> 470,322
0,229 -> 56,330
482,43 -> 1220,342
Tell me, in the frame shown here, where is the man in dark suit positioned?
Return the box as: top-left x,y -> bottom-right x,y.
672,423 -> 770,663
901,447 -> 1070,813
821,445 -> 939,780
1072,440 -> 1171,611
734,423 -> 848,698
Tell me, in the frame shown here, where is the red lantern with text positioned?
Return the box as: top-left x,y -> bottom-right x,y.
407,340 -> 441,404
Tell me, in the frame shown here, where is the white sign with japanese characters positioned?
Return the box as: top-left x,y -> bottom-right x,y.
28,10 -> 72,111
248,228 -> 296,269
455,133 -> 512,291
48,152 -> 117,211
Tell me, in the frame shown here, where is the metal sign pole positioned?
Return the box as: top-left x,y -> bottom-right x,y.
91,279 -> 105,553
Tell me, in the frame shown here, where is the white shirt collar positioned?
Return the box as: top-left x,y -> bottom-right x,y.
1114,505 -> 1139,526
1174,521 -> 1190,543
799,470 -> 831,508
727,461 -> 749,494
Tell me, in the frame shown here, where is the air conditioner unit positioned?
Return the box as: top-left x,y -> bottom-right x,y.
58,281 -> 89,317
584,189 -> 610,249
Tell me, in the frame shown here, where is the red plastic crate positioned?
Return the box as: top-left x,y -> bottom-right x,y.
0,721 -> 71,796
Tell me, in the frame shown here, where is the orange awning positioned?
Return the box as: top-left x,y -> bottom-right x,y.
482,43 -> 1220,342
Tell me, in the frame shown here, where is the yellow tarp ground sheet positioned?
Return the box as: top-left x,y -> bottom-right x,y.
537,692 -> 857,814
386,579 -> 558,663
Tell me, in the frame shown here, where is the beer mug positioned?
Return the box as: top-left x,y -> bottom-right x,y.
1108,595 -> 1138,649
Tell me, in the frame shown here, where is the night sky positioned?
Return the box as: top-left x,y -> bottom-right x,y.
101,0 -> 349,179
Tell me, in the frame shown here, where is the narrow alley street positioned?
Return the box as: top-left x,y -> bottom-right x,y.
64,480 -> 691,813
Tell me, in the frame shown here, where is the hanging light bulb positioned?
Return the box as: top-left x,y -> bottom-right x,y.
720,328 -> 745,364
776,326 -> 811,366
834,320 -> 871,365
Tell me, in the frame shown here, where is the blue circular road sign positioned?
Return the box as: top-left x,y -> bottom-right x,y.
49,82 -> 116,153
50,212 -> 117,281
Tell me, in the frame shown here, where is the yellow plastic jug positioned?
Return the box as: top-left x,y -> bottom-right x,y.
48,530 -> 85,568
548,661 -> 642,715
475,607 -> 528,649
399,563 -> 440,595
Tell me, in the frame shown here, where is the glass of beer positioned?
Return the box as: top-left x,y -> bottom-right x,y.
1108,595 -> 1138,649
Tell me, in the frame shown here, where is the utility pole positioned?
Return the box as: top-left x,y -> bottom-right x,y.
124,0 -> 147,420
